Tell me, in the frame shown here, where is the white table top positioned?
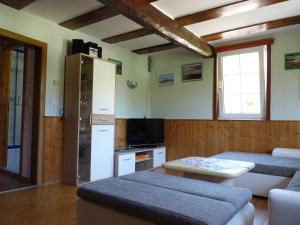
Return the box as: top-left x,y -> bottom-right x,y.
162,157 -> 255,178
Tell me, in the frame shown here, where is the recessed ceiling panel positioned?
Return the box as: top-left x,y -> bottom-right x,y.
186,0 -> 300,37
79,15 -> 143,40
117,34 -> 169,50
24,0 -> 102,23
152,0 -> 240,19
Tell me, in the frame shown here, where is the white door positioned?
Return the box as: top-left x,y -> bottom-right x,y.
92,60 -> 115,115
90,125 -> 114,181
117,153 -> 135,176
153,147 -> 166,168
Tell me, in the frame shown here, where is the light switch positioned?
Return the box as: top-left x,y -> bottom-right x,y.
53,79 -> 60,87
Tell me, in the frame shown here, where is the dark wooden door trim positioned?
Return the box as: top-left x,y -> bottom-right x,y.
0,47 -> 11,167
0,28 -> 47,186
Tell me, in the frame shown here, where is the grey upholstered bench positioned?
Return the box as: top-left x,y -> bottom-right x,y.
286,170 -> 300,191
212,151 -> 300,177
77,171 -> 254,225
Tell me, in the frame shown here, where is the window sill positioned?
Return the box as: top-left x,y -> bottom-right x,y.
217,117 -> 268,121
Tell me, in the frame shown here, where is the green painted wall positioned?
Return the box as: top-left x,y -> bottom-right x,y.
150,52 -> 213,119
0,4 -> 150,118
270,28 -> 300,120
150,28 -> 300,120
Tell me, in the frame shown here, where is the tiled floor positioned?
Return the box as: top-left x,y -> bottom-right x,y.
6,148 -> 20,173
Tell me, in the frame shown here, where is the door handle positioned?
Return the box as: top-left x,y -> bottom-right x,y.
123,158 -> 132,161
98,130 -> 108,132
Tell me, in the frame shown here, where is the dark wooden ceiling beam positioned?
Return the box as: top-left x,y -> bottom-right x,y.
0,0 -> 36,10
60,6 -> 119,30
102,28 -> 154,44
202,15 -> 300,42
132,43 -> 178,54
175,0 -> 288,26
98,0 -> 213,57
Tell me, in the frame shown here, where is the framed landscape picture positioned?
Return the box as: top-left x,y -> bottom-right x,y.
285,52 -> 300,70
108,58 -> 122,75
158,72 -> 175,87
182,62 -> 202,82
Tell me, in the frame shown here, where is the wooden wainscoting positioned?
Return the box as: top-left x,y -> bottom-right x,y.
43,117 -> 63,185
41,118 -> 300,185
165,120 -> 300,161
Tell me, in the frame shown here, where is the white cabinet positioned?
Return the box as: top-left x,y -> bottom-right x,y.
92,60 -> 115,115
90,125 -> 114,181
115,147 -> 166,176
153,147 -> 166,168
116,153 -> 135,176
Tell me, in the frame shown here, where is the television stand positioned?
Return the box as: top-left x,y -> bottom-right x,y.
114,146 -> 166,176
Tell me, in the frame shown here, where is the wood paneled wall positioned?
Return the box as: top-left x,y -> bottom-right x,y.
165,120 -> 300,160
42,117 -> 63,185
41,118 -> 300,185
113,119 -> 300,160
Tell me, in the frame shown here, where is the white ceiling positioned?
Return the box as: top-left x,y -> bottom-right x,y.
117,34 -> 169,50
211,24 -> 300,46
19,0 -> 300,55
79,15 -> 142,39
24,0 -> 102,23
151,0 -> 240,19
186,0 -> 300,37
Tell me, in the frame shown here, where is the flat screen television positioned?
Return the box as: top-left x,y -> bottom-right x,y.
127,119 -> 164,147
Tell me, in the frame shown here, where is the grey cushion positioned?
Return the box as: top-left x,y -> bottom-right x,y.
212,152 -> 300,177
287,170 -> 300,192
121,171 -> 251,212
78,171 -> 252,225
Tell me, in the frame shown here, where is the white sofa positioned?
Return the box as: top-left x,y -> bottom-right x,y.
269,188 -> 300,225
268,148 -> 300,225
213,148 -> 300,225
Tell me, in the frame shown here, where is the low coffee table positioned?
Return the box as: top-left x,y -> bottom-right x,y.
163,157 -> 255,185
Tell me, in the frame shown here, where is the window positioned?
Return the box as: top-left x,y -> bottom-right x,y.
217,46 -> 267,120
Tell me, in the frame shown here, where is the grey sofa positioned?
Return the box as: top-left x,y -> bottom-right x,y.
77,171 -> 254,225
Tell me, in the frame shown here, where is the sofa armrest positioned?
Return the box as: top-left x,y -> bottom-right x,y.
272,148 -> 300,159
269,189 -> 300,225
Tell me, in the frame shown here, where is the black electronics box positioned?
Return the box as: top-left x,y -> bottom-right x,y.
71,39 -> 102,58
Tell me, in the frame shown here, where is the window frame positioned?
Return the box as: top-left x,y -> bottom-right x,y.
217,46 -> 266,120
213,38 -> 273,121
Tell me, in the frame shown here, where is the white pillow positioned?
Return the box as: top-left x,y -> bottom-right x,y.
272,148 -> 300,159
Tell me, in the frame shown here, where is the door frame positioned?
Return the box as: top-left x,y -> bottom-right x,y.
0,28 -> 47,186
